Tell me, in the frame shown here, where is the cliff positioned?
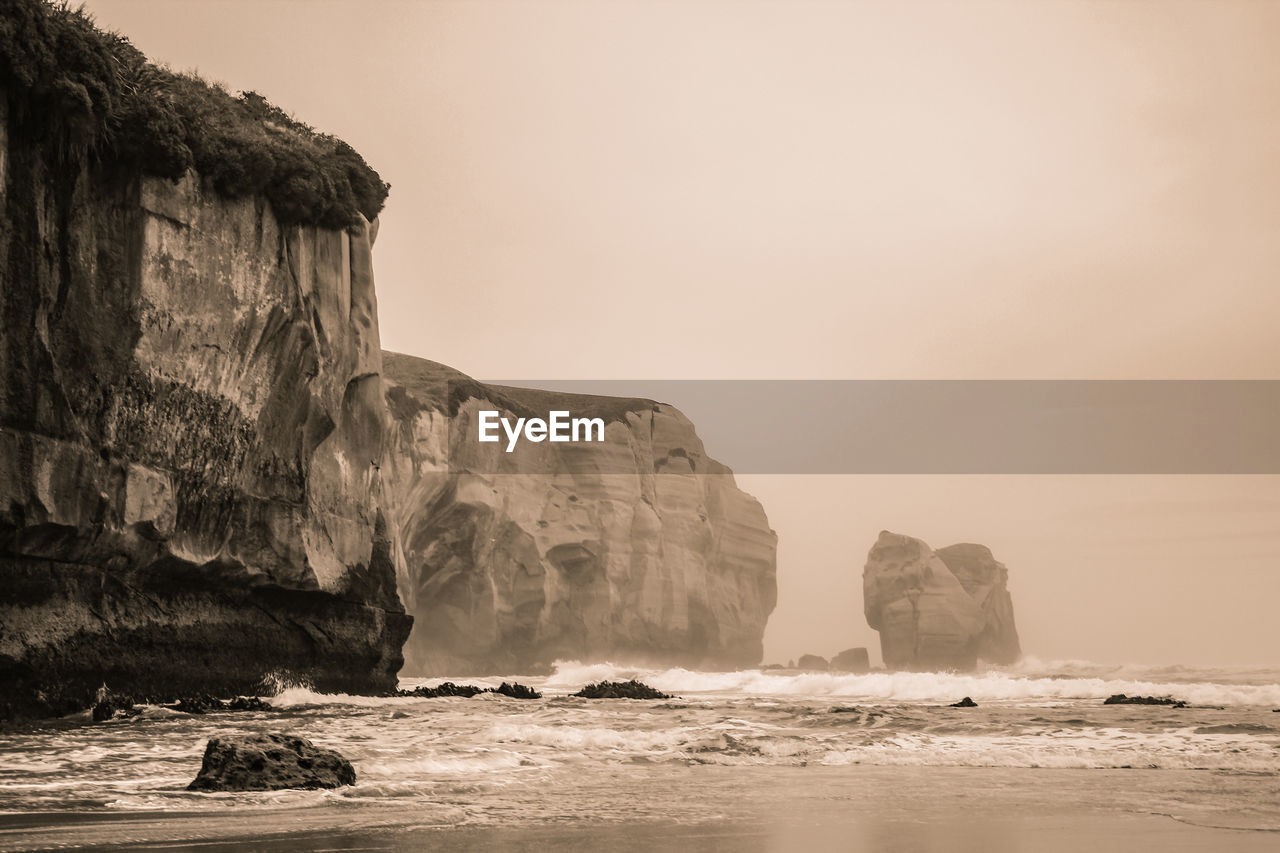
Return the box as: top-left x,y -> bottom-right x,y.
381,352 -> 778,674
862,531 -> 1020,671
0,81 -> 410,717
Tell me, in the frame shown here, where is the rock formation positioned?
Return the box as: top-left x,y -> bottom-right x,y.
381,352 -> 778,674
0,93 -> 410,718
796,654 -> 830,671
830,647 -> 870,674
188,734 -> 356,791
1103,694 -> 1186,707
573,680 -> 672,700
862,531 -> 1020,671
0,5 -> 782,717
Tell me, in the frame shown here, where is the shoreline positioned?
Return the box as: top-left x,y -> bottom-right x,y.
3,807 -> 1276,852
3,765 -> 1277,850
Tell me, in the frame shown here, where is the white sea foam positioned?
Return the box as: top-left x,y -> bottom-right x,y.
5,659 -> 1279,824
543,660 -> 1280,706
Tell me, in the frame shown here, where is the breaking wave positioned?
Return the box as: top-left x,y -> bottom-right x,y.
543,660 -> 1280,707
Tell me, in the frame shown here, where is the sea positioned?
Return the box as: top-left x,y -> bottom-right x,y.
2,659 -> 1278,851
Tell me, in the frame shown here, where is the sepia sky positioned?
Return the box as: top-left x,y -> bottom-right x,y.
83,0 -> 1280,666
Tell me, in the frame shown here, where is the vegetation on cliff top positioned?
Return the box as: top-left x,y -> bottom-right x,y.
0,0 -> 388,228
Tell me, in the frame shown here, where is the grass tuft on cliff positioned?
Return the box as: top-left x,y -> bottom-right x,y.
0,0 -> 388,229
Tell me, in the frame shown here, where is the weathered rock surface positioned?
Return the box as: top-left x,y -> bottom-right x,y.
187,734 -> 355,791
797,654 -> 830,671
862,531 -> 1021,672
573,680 -> 672,700
0,95 -> 411,719
830,647 -> 870,674
381,353 -> 777,675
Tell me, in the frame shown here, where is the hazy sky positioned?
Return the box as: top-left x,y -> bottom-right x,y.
83,0 -> 1280,666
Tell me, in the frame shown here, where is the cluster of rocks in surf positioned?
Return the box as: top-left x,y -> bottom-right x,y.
179,677 -> 674,793
91,689 -> 275,722
1103,694 -> 1187,708
392,681 -> 542,699
779,648 -> 872,673
572,680 -> 672,700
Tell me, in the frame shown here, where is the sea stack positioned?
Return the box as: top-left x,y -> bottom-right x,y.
862,531 -> 1021,671
380,352 -> 778,674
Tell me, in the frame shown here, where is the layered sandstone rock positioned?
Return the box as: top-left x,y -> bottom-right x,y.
862,531 -> 1020,671
381,353 -> 778,674
0,99 -> 410,718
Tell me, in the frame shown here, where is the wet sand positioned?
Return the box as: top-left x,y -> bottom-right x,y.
3,765 -> 1276,851
2,809 -> 1276,852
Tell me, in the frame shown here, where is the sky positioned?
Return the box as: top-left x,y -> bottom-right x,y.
82,0 -> 1280,666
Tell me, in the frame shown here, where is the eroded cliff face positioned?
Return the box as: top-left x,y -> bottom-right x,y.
381,353 -> 778,674
0,96 -> 411,717
862,531 -> 1020,671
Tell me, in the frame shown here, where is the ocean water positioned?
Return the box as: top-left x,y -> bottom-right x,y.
2,659 -> 1278,849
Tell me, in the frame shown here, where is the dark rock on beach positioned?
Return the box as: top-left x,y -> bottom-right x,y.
174,696 -> 223,715
188,734 -> 355,792
393,682 -> 541,699
397,682 -> 487,699
493,682 -> 542,699
89,691 -> 275,720
949,697 -> 978,707
92,700 -> 124,722
226,697 -> 275,712
572,680 -> 672,700
1103,694 -> 1187,707
175,695 -> 274,714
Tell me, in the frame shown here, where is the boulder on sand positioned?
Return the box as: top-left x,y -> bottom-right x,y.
187,734 -> 355,791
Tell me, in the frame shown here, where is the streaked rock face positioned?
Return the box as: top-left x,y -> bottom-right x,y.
862,531 -> 1020,671
382,353 -> 778,674
0,104 -> 410,718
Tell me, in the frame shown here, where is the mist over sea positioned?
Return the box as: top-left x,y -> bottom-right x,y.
3,659 -> 1278,848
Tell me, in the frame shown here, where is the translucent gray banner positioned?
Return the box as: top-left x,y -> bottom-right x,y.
439,380 -> 1280,474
